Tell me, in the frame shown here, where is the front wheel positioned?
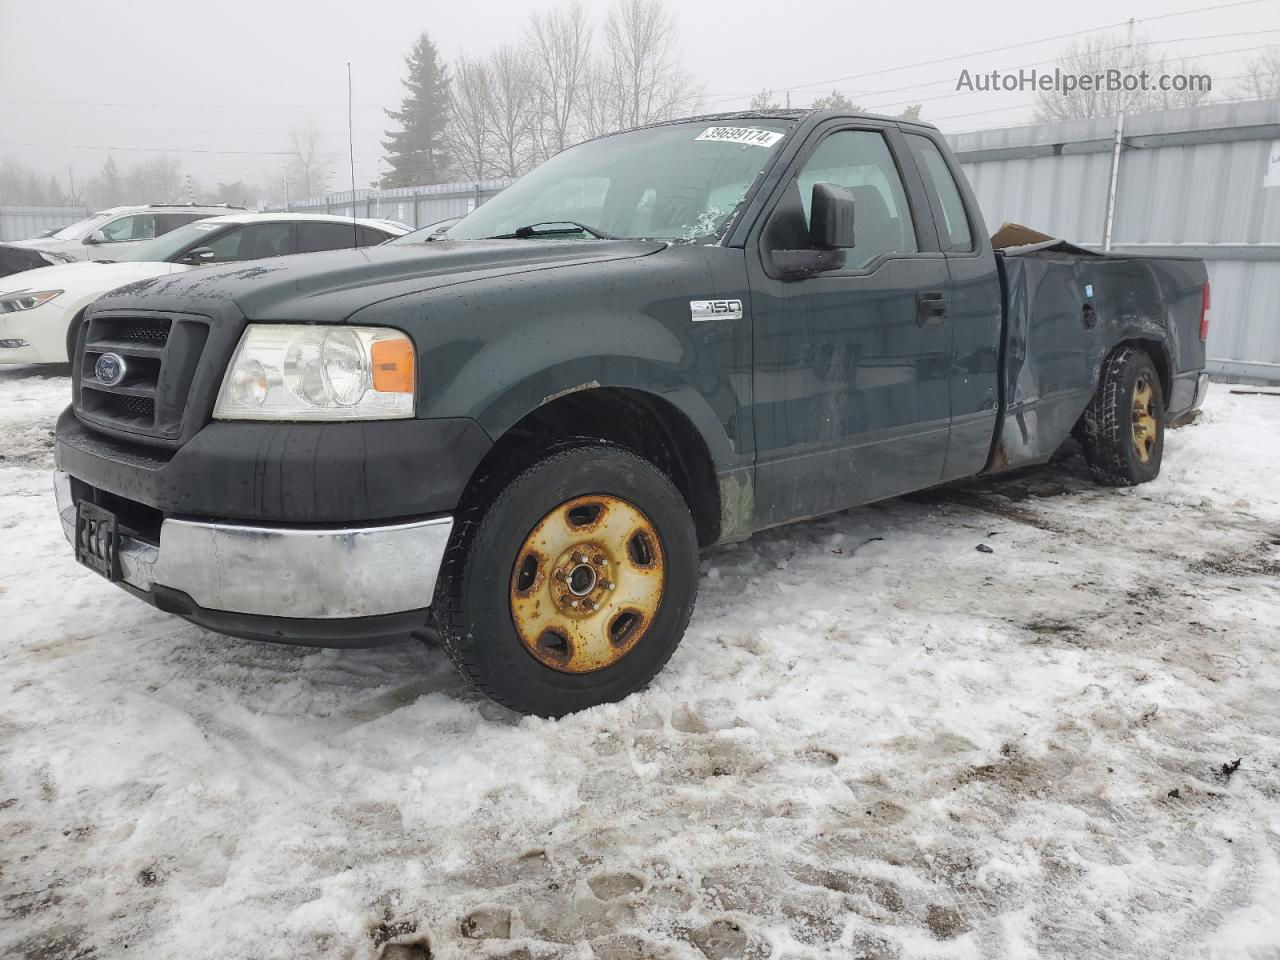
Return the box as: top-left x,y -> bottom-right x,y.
432,443 -> 699,716
1079,346 -> 1165,486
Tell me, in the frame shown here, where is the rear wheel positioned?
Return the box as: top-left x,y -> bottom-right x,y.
433,443 -> 698,716
1079,346 -> 1165,486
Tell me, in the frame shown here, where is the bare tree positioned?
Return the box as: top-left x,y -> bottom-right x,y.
65,165 -> 84,206
1036,30 -> 1212,121
286,116 -> 329,201
579,58 -> 626,140
749,89 -> 781,110
1240,47 -> 1280,100
599,0 -> 701,130
527,2 -> 593,160
447,54 -> 494,180
124,156 -> 182,202
1148,53 -> 1213,111
487,45 -> 539,176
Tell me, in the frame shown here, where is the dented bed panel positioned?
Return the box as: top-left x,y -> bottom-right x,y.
991,250 -> 1207,472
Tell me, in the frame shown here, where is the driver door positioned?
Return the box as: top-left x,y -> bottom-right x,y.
746,124 -> 952,527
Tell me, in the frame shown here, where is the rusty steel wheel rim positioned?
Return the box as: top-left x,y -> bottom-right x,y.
1131,376 -> 1158,463
509,494 -> 666,674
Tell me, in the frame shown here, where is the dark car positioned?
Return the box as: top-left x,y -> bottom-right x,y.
53,110 -> 1209,716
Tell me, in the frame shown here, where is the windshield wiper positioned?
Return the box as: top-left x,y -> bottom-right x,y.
485,220 -> 616,240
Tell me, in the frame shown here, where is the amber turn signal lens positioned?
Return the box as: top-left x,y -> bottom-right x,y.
371,337 -> 415,394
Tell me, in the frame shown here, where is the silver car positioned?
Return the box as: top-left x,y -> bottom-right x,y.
1,203 -> 247,265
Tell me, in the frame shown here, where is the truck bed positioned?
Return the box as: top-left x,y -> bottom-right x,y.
990,243 -> 1209,472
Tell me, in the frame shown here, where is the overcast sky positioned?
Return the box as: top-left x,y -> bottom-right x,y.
0,0 -> 1273,199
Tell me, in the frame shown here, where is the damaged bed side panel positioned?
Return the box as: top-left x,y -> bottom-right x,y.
989,249 -> 1193,472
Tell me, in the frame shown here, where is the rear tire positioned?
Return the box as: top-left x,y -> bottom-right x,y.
432,443 -> 699,717
1079,346 -> 1165,486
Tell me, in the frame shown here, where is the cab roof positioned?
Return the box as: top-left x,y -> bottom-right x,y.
603,109 -> 941,140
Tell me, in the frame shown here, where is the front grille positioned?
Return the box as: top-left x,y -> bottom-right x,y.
111,318 -> 171,345
75,311 -> 211,444
82,391 -> 156,425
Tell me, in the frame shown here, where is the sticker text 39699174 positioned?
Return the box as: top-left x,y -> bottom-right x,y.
694,127 -> 785,148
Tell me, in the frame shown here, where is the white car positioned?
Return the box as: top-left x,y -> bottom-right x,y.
0,213 -> 408,364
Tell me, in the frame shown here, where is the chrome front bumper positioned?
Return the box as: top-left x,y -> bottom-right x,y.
54,471 -> 453,619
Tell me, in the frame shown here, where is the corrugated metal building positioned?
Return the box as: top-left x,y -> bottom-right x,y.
948,99 -> 1280,382
271,177 -> 516,230
0,206 -> 91,242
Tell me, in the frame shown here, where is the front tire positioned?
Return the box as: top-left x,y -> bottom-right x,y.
432,443 -> 699,717
1079,346 -> 1165,486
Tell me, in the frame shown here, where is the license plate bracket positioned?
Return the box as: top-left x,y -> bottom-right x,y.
75,500 -> 121,581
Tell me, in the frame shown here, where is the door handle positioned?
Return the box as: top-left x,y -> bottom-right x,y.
916,290 -> 949,326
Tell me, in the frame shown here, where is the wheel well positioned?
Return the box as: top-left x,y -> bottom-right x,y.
1120,338 -> 1172,408
469,388 -> 721,547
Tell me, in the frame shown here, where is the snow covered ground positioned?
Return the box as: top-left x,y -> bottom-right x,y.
1,366 -> 1278,960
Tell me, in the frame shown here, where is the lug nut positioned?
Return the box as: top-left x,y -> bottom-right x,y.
569,599 -> 579,608
554,570 -> 565,581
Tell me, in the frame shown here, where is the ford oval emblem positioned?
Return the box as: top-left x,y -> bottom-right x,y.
94,352 -> 127,387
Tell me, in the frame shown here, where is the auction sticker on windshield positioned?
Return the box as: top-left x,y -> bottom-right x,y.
695,127 -> 785,147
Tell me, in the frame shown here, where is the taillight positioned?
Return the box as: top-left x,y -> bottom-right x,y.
1199,282 -> 1210,341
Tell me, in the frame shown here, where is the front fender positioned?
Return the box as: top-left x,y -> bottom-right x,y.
351,245 -> 754,475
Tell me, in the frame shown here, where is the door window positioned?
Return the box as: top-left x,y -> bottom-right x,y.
792,131 -> 917,269
358,225 -> 393,246
297,221 -> 366,253
906,134 -> 973,252
155,213 -> 209,236
100,214 -> 157,242
196,222 -> 291,263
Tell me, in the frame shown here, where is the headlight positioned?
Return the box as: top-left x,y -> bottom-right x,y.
0,290 -> 63,314
213,325 -> 415,421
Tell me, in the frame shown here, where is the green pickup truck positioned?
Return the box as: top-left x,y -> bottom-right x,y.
54,110 -> 1210,715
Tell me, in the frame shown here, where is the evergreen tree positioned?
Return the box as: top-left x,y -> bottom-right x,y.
811,89 -> 860,111
382,32 -> 452,187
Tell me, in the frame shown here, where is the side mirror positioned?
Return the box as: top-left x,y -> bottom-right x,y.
181,247 -> 217,264
809,182 -> 856,249
769,182 -> 856,280
84,229 -> 107,245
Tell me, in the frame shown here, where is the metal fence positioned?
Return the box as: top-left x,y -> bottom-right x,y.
0,206 -> 91,242
948,98 -> 1280,383
267,177 -> 516,229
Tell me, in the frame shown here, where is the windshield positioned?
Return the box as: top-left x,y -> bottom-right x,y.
110,219 -> 229,262
49,212 -> 112,241
416,120 -> 794,243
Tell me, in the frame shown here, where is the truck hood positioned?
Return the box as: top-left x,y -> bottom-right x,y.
94,239 -> 668,322
1,259 -> 187,296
